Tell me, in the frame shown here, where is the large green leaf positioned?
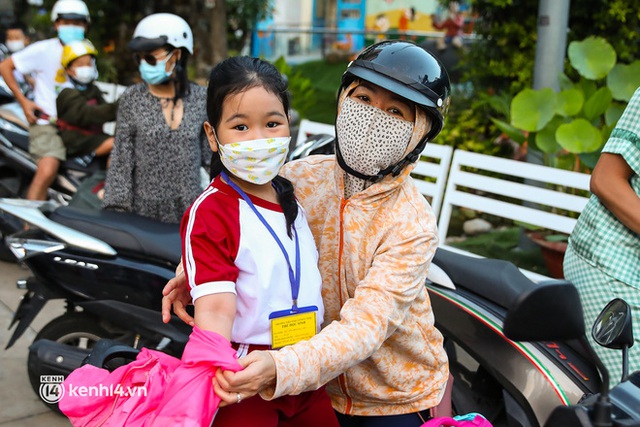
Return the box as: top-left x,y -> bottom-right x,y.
583,87 -> 612,121
607,61 -> 640,101
490,117 -> 527,144
578,79 -> 598,100
556,118 -> 603,153
555,89 -> 584,117
568,37 -> 616,80
511,88 -> 556,132
535,120 -> 562,154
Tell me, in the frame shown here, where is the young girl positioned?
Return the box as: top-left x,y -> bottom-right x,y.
181,56 -> 339,427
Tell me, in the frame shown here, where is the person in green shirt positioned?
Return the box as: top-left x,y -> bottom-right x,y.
563,86 -> 640,385
56,39 -> 117,164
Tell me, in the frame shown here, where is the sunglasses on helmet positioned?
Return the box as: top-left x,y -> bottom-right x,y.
132,50 -> 174,66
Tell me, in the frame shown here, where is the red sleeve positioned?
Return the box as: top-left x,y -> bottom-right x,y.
181,190 -> 240,294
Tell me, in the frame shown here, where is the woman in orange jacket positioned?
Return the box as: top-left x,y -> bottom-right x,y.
163,40 -> 451,427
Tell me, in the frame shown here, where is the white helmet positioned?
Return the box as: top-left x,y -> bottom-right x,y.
51,0 -> 90,24
129,13 -> 193,54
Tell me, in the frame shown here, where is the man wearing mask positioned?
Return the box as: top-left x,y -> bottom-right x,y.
0,0 -> 90,200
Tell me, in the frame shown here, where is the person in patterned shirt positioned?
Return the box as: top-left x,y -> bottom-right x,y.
563,86 -> 640,385
102,13 -> 210,224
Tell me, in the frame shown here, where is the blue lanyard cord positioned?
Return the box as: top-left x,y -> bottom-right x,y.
220,172 -> 301,309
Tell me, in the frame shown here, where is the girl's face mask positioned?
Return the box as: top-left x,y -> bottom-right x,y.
217,136 -> 290,185
139,51 -> 175,85
58,25 -> 85,45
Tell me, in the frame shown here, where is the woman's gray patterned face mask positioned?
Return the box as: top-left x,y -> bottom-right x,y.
336,96 -> 414,177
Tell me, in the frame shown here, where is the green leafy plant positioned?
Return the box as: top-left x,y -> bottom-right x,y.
492,36 -> 640,172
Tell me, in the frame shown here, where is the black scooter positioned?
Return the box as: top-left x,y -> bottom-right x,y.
0,198 -> 191,409
427,249 -> 638,426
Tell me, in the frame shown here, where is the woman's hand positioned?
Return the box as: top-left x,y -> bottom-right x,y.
161,271 -> 194,325
214,351 -> 277,407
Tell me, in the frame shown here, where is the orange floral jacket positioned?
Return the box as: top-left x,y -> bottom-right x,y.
262,155 -> 449,416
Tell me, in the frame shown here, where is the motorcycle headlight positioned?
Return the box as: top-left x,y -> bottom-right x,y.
6,237 -> 65,260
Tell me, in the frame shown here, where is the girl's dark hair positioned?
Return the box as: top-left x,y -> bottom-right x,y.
207,56 -> 297,236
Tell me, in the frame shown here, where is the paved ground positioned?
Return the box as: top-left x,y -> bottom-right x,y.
0,260 -> 71,426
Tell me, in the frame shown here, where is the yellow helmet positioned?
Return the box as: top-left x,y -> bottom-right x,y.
61,39 -> 97,68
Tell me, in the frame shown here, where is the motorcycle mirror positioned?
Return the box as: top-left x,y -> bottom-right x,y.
593,298 -> 634,383
592,298 -> 634,350
503,281 -> 585,342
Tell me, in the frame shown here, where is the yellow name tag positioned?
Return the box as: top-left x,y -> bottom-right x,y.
270,311 -> 317,349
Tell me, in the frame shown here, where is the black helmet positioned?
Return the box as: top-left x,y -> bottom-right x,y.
336,40 -> 451,182
341,40 -> 450,143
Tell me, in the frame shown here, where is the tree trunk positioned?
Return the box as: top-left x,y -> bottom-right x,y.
210,0 -> 228,67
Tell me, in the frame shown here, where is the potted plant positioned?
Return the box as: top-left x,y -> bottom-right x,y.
491,36 -> 640,277
518,225 -> 569,278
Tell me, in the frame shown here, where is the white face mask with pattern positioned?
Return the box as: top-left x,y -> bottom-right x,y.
336,96 -> 414,177
217,136 -> 290,185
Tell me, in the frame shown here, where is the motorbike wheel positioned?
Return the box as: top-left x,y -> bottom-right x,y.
27,312 -> 115,413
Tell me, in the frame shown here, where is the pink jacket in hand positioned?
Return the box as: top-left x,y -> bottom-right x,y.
59,326 -> 242,427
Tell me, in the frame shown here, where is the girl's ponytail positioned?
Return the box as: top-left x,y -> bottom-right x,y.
273,175 -> 298,238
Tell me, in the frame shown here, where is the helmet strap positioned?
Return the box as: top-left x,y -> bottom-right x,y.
390,138 -> 426,177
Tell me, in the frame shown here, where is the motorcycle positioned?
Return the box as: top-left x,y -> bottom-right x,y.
0,77 -> 107,203
0,197 -> 191,410
427,249 -> 638,427
0,77 -> 108,262
288,131 -> 335,161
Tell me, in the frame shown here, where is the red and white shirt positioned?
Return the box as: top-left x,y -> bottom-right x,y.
181,176 -> 324,345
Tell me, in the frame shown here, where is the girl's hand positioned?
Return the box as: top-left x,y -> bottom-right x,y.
161,271 -> 194,325
214,351 -> 277,407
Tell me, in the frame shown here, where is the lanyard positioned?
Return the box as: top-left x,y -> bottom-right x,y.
220,172 -> 301,309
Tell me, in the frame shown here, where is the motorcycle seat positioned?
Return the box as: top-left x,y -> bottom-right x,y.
433,248 -> 567,310
49,205 -> 182,265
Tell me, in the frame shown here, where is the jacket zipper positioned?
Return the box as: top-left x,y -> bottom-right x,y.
337,198 -> 353,414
